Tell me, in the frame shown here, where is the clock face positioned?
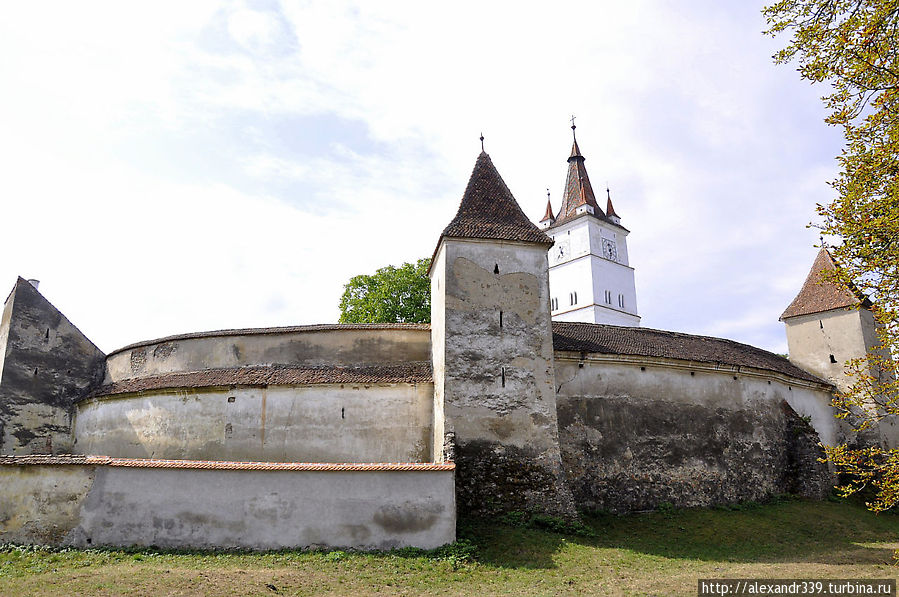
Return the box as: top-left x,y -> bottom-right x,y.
554,240 -> 570,262
602,238 -> 618,261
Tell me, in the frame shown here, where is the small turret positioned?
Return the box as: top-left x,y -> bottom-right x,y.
605,187 -> 621,225
539,190 -> 555,229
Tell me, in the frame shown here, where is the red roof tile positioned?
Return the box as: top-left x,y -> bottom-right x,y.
780,249 -> 865,319
606,192 -> 619,218
541,197 -> 555,223
551,321 -> 825,384
89,363 -> 433,398
438,152 -> 552,245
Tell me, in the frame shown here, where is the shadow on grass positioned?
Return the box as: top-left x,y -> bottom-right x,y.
463,498 -> 899,569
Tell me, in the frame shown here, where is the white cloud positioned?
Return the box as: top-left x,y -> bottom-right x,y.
0,1 -> 842,353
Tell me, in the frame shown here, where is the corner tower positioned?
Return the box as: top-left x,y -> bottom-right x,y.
781,249 -> 883,393
430,148 -> 575,518
546,125 -> 640,326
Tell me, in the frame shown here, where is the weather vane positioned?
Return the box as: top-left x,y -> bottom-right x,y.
480,132 -> 484,152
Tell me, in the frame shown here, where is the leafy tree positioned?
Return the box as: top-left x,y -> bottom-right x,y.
765,0 -> 899,510
338,258 -> 431,324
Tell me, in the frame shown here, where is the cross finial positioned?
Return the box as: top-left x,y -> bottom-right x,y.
570,114 -> 577,141
546,187 -> 551,200
480,132 -> 485,152
607,185 -> 611,200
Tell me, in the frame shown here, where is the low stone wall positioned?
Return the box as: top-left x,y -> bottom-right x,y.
75,383 -> 434,462
555,354 -> 840,513
0,457 -> 455,550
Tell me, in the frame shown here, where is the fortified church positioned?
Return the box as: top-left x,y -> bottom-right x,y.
0,127 -> 889,550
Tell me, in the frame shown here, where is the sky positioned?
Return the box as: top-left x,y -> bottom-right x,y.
0,1 -> 843,355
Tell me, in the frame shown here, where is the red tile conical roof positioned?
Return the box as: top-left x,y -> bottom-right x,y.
540,197 -> 555,223
439,151 -> 552,245
780,249 -> 865,319
606,189 -> 619,219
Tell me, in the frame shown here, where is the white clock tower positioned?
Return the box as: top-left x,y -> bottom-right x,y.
540,125 -> 640,326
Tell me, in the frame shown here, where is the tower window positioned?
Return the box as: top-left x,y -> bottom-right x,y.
605,290 -> 612,304
570,292 -> 578,306
618,294 -> 625,308
551,297 -> 558,310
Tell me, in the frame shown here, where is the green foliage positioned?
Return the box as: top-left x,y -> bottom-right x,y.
656,501 -> 676,515
765,0 -> 899,513
497,510 -> 597,538
338,258 -> 431,324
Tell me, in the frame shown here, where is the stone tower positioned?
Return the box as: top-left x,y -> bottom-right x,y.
781,249 -> 898,446
541,125 -> 640,326
781,249 -> 881,393
430,149 -> 576,518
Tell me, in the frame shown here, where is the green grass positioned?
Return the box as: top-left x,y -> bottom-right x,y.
1,498 -> 898,596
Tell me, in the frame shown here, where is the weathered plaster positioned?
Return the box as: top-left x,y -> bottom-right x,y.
554,354 -> 836,512
432,238 -> 575,518
106,327 -> 430,382
75,382 -> 434,463
0,465 -> 96,544
0,279 -> 105,455
0,464 -> 455,550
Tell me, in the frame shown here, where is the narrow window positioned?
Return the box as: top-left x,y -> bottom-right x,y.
574,291 -> 577,304
501,367 -> 506,387
494,263 -> 499,274
829,354 -> 837,363
499,310 -> 503,327
341,407 -> 345,419
605,290 -> 611,304
819,320 -> 823,329
618,294 -> 625,308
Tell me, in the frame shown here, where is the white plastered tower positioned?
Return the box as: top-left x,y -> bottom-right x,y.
540,126 -> 640,326
781,249 -> 899,447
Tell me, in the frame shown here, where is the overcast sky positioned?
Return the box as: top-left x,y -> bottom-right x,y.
0,1 -> 841,354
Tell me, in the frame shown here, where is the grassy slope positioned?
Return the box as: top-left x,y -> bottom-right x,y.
1,499 -> 898,597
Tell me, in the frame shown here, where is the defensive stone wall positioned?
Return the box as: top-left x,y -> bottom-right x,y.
105,325 -> 430,382
554,353 -> 841,512
0,457 -> 455,550
75,382 -> 434,462
0,279 -> 105,455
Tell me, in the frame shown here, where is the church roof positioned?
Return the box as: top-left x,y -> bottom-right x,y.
548,127 -> 626,231
438,151 -> 553,245
780,249 -> 866,320
551,321 -> 826,384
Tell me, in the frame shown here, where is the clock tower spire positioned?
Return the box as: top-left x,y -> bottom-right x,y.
544,124 -> 640,326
